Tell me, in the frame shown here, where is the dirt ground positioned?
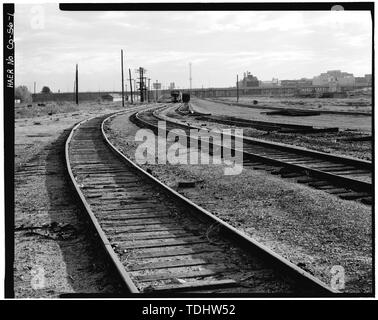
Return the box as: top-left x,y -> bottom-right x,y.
192,98 -> 372,132
219,95 -> 372,114
14,101 -> 134,298
105,112 -> 372,294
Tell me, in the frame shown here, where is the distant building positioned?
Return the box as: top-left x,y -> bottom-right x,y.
328,78 -> 340,92
312,70 -> 355,87
169,82 -> 175,90
238,71 -> 259,88
338,76 -> 355,87
355,77 -> 367,86
364,74 -> 372,85
280,78 -> 313,87
259,78 -> 280,87
355,74 -> 372,87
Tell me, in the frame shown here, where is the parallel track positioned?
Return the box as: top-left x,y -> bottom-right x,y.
133,105 -> 372,205
65,109 -> 336,296
206,97 -> 372,116
192,114 -> 339,134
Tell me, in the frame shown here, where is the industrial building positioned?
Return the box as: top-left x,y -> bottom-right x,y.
238,71 -> 259,88
312,70 -> 355,87
280,78 -> 313,87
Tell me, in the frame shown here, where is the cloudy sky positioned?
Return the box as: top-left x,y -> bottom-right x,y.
15,4 -> 372,93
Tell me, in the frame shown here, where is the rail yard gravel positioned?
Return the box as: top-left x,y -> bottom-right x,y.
104,110 -> 372,293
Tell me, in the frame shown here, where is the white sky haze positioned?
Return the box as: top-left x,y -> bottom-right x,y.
15,4 -> 372,92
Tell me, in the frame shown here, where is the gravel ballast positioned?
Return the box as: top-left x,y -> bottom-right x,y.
104,110 -> 372,294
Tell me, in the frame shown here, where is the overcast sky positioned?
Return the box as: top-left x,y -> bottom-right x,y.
15,4 -> 372,93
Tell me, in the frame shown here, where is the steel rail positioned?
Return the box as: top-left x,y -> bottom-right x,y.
65,107 -> 146,294
63,105 -> 340,295
102,111 -> 338,295
154,105 -> 371,168
205,97 -> 372,117
143,105 -> 372,194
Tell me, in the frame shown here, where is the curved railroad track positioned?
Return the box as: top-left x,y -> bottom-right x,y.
65,107 -> 336,296
133,105 -> 372,205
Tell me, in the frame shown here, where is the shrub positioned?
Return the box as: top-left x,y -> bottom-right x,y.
41,86 -> 52,94
15,85 -> 32,103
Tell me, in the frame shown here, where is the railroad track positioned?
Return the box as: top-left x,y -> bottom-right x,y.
133,105 -> 372,205
192,114 -> 339,134
65,108 -> 336,296
206,98 -> 372,116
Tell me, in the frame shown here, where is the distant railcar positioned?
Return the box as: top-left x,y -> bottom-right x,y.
170,90 -> 182,102
182,92 -> 190,103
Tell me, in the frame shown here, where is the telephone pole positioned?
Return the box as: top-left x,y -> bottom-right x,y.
121,49 -> 125,107
236,74 -> 239,102
155,80 -> 158,101
75,64 -> 78,105
136,67 -> 146,102
133,79 -> 137,101
139,67 -> 144,102
128,68 -> 133,104
34,81 -> 36,94
147,78 -> 151,102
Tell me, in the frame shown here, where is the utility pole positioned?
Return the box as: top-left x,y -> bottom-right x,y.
147,78 -> 151,102
75,64 -> 78,105
189,62 -> 192,91
33,82 -> 36,94
128,68 -> 133,104
121,49 -> 125,107
133,79 -> 137,101
136,67 -> 146,102
141,67 -> 144,102
236,74 -> 239,102
144,76 -> 147,101
155,80 -> 158,102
